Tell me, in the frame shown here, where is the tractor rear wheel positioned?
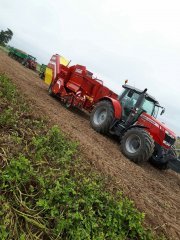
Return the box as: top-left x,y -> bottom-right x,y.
90,100 -> 114,134
120,127 -> 154,163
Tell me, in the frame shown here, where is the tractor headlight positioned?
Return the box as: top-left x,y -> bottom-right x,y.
164,131 -> 176,146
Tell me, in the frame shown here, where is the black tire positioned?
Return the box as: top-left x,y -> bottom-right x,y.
150,159 -> 169,170
90,100 -> 114,134
159,162 -> 169,170
39,72 -> 44,79
120,127 -> 154,163
65,100 -> 71,108
156,147 -> 176,171
168,147 -> 177,160
48,83 -> 54,97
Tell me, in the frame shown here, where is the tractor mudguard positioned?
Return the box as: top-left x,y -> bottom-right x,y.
127,124 -> 148,130
97,97 -> 122,119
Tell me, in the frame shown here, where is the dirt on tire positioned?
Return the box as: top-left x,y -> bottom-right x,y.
0,50 -> 180,239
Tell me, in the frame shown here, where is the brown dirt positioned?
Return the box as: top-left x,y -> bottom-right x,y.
0,50 -> 180,239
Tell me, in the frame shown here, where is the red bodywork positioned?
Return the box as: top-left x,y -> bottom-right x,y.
49,55 -> 122,119
48,54 -> 176,150
27,60 -> 37,71
136,113 -> 176,149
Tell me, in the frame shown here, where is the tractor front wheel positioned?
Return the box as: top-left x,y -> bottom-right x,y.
120,128 -> 154,163
90,100 -> 114,134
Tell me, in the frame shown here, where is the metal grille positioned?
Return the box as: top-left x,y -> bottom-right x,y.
165,133 -> 176,145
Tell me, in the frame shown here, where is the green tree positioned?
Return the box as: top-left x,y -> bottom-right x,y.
0,28 -> 13,46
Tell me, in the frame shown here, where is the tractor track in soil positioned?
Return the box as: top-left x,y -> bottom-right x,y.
0,50 -> 180,239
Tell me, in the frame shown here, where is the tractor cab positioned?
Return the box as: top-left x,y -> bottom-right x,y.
22,55 -> 37,70
119,85 -> 165,120
27,55 -> 36,62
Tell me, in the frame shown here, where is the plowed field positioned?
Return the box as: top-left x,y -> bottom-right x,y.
0,50 -> 180,239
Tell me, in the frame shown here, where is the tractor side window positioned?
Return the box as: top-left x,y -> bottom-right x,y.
141,99 -> 155,116
122,92 -> 139,108
121,91 -> 139,118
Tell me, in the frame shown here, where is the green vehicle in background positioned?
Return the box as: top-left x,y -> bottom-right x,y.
22,55 -> 37,71
8,47 -> 37,71
8,47 -> 27,63
39,64 -> 47,79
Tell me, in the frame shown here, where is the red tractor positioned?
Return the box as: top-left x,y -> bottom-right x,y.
45,54 -> 176,169
22,55 -> 37,71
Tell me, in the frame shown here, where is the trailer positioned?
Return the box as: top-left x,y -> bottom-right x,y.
44,54 -> 177,169
8,47 -> 27,63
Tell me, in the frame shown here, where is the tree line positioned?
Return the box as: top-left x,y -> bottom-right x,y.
0,28 -> 13,46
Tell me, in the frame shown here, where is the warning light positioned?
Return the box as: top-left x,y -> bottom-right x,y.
125,79 -> 128,84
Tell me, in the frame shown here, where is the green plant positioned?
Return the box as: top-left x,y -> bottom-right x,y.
0,74 -> 17,100
0,107 -> 18,127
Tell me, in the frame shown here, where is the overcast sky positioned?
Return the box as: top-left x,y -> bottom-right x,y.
0,0 -> 180,135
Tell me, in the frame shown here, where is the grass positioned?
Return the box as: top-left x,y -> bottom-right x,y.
0,74 -> 165,240
175,138 -> 180,148
0,45 -> 9,53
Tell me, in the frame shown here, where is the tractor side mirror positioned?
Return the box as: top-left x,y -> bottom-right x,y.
160,108 -> 165,115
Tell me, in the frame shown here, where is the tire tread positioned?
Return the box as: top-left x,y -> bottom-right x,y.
121,127 -> 154,163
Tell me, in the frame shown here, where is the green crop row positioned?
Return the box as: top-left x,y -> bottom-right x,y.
0,74 -> 165,240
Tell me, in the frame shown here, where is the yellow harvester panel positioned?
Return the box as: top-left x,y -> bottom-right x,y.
60,56 -> 69,66
44,67 -> 53,85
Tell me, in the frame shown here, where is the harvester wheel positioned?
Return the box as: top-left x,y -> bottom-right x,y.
48,84 -> 54,96
65,100 -> 72,108
120,127 -> 154,163
39,72 -> 44,79
90,100 -> 114,134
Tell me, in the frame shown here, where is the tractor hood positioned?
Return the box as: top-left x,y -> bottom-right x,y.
138,112 -> 176,148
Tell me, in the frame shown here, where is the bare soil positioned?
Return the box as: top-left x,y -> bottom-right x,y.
0,50 -> 180,239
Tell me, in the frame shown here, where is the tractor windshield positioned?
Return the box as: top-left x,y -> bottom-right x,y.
142,99 -> 162,118
119,86 -> 163,119
28,55 -> 36,61
141,99 -> 155,116
119,89 -> 158,118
